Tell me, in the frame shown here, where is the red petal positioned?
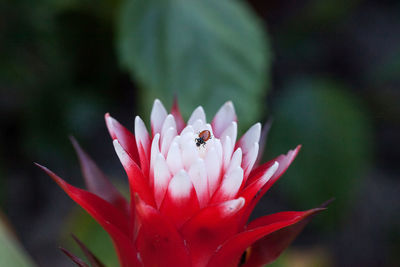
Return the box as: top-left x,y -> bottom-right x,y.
36,164 -> 140,267
113,140 -> 156,208
160,171 -> 200,229
243,204 -> 330,267
180,198 -> 245,267
240,146 -> 301,226
70,136 -> 128,216
105,113 -> 140,165
135,197 -> 191,266
206,208 -> 325,267
171,96 -> 186,134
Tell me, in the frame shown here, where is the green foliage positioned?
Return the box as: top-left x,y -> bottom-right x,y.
0,216 -> 36,267
267,78 -> 372,227
62,208 -> 119,267
117,0 -> 271,129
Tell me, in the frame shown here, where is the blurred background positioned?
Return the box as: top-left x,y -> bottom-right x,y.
1,0 -> 399,266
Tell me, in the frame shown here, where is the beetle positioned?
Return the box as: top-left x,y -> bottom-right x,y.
195,130 -> 212,147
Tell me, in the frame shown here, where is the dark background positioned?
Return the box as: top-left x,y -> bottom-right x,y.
1,0 -> 399,266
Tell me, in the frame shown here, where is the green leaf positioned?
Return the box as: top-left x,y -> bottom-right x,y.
0,214 -> 36,267
267,78 -> 372,227
62,208 -> 119,267
117,0 -> 271,129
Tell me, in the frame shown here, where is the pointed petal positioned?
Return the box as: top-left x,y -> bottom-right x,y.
247,145 -> 301,187
153,153 -> 172,208
180,124 -> 194,137
207,208 -> 325,267
36,163 -> 129,233
214,138 -> 223,166
105,113 -> 140,164
171,97 -> 186,133
166,141 -> 183,175
60,247 -> 90,267
212,101 -> 237,138
150,99 -> 168,136
181,135 -> 199,170
254,119 -> 272,168
71,234 -> 106,267
211,167 -> 243,203
236,123 -> 261,154
188,106 -> 206,125
205,147 -> 222,196
149,133 -> 161,190
226,148 -> 242,176
160,170 -> 200,228
241,146 -> 301,227
113,140 -> 156,207
242,143 -> 259,182
222,136 -> 233,171
134,116 -> 151,176
70,137 -> 128,215
191,119 -> 206,135
135,197 -> 191,266
36,164 -> 140,267
161,114 -> 177,139
160,127 -> 177,157
220,121 -> 237,149
240,161 -> 279,207
181,198 -> 245,267
242,206 -> 328,267
188,159 -> 210,208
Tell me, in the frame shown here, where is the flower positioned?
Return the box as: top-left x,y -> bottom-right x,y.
37,99 -> 326,267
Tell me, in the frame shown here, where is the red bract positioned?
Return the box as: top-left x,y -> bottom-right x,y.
37,99 -> 326,267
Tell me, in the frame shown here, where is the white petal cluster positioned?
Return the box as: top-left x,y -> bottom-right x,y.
134,99 -> 265,209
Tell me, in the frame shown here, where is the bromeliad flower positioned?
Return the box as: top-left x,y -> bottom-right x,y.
37,99 -> 326,267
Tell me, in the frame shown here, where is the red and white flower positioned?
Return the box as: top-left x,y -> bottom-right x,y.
37,99 -> 325,267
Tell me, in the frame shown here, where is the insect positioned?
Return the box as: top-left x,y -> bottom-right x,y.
195,130 -> 212,147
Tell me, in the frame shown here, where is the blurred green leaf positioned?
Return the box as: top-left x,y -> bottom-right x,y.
117,0 -> 271,129
62,208 -> 119,267
268,78 -> 372,227
0,214 -> 36,267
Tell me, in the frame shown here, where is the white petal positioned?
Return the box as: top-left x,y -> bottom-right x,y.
181,138 -> 199,170
180,125 -> 194,136
167,170 -> 192,200
238,123 -> 261,154
205,147 -> 222,195
256,161 -> 279,188
204,123 -> 214,136
153,153 -> 172,208
220,121 -> 237,148
113,139 -> 132,169
150,99 -> 168,135
166,141 -> 183,175
212,101 -> 236,137
214,167 -> 243,202
226,148 -> 242,176
134,116 -> 150,158
160,127 -> 177,157
150,133 -> 161,188
220,197 -> 245,216
242,142 -> 259,180
188,106 -> 206,125
188,159 -> 209,208
161,114 -> 177,138
222,136 -> 233,170
214,138 -> 223,164
192,119 -> 205,134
